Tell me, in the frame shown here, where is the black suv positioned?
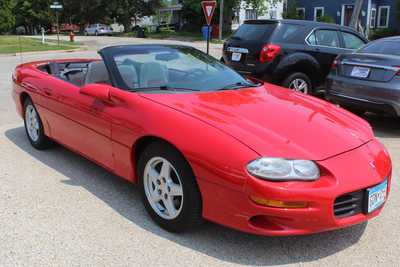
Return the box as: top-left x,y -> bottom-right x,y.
222,19 -> 368,94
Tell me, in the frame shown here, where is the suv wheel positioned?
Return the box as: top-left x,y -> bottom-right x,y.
283,72 -> 312,94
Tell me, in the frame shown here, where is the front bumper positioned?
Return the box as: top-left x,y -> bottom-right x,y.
199,138 -> 392,236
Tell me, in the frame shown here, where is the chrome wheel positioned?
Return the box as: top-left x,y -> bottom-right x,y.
25,104 -> 40,142
143,157 -> 184,220
289,78 -> 309,94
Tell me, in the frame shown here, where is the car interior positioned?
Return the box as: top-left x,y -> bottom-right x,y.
38,59 -> 171,89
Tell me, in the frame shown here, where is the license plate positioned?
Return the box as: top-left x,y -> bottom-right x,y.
367,180 -> 388,213
351,66 -> 370,78
231,52 -> 242,62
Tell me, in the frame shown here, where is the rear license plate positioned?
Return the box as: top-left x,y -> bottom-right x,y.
367,180 -> 387,213
231,52 -> 242,62
351,66 -> 370,78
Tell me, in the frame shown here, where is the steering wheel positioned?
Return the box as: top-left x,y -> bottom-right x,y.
181,68 -> 207,79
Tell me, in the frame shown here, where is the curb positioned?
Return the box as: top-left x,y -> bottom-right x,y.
0,46 -> 88,57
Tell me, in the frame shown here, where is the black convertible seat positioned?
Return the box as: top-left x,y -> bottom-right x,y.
85,61 -> 111,85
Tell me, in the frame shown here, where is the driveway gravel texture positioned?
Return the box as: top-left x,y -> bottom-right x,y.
0,36 -> 399,267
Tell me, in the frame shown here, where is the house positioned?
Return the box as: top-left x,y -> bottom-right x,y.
232,0 -> 287,30
291,0 -> 398,35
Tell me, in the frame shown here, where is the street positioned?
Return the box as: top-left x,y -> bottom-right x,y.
0,36 -> 399,266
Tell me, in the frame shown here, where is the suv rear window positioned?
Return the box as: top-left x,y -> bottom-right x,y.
271,23 -> 305,43
360,40 -> 400,56
232,23 -> 277,41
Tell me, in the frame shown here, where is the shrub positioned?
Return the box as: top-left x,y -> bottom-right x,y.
369,28 -> 399,40
317,15 -> 336,24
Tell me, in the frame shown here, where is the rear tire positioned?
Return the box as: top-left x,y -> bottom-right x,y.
138,141 -> 202,233
23,98 -> 52,150
282,72 -> 313,94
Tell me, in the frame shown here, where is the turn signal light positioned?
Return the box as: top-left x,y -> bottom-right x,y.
250,195 -> 308,208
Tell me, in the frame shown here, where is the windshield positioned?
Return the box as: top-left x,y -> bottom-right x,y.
359,40 -> 400,56
110,46 -> 255,92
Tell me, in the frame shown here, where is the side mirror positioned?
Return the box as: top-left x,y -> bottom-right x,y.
80,83 -> 110,102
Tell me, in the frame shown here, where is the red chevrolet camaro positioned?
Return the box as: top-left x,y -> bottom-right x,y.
12,44 -> 392,236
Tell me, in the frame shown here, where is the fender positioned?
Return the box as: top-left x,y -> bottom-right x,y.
274,52 -> 322,82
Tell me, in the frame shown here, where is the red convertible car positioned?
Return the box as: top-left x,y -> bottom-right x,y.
12,44 -> 392,236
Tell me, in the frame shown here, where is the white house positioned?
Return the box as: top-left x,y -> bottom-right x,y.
232,0 -> 287,30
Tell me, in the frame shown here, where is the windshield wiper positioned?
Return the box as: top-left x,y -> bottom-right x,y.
218,82 -> 259,91
130,86 -> 200,92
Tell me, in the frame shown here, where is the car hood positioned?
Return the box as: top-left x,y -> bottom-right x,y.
140,84 -> 373,160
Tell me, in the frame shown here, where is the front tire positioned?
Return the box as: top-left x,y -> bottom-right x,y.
23,98 -> 52,150
138,141 -> 202,233
282,72 -> 313,94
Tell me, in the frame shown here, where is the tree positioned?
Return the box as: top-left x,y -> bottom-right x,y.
396,0 -> 400,22
0,0 -> 16,34
14,0 -> 53,34
108,0 -> 162,32
282,0 -> 301,19
61,0 -> 109,29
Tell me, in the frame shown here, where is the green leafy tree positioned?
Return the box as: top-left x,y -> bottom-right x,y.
61,0 -> 109,29
108,0 -> 162,32
0,0 -> 16,34
397,0 -> 400,22
14,0 -> 53,34
282,0 -> 301,19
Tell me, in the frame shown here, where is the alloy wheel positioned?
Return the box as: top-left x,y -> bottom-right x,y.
289,78 -> 309,94
25,104 -> 40,142
143,157 -> 184,220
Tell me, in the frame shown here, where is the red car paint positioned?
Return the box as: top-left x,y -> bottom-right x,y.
12,59 -> 392,236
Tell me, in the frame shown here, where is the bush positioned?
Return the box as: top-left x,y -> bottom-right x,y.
317,15 -> 336,24
369,28 -> 399,40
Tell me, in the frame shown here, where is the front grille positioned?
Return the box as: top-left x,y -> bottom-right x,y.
334,190 -> 364,218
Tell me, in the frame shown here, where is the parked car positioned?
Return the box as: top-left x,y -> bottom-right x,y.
84,24 -> 114,36
326,36 -> 400,116
52,23 -> 80,33
12,44 -> 391,236
222,19 -> 368,94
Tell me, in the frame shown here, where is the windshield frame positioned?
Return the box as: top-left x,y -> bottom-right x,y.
99,44 -> 253,92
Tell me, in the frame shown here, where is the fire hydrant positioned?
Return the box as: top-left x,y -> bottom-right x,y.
69,31 -> 75,42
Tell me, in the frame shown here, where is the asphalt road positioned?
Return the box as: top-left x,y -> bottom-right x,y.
0,37 -> 399,267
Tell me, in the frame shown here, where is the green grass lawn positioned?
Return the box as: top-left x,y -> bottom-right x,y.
0,36 -> 81,54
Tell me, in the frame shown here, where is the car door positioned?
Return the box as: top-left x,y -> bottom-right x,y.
41,75 -> 114,170
306,28 -> 345,77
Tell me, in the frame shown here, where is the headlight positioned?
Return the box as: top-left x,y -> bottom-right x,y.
247,157 -> 320,181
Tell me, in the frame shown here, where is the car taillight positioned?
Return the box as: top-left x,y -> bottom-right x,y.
394,66 -> 400,76
259,44 -> 281,63
331,58 -> 339,70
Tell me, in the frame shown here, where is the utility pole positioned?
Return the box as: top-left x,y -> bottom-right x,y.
219,0 -> 224,40
350,0 -> 364,30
